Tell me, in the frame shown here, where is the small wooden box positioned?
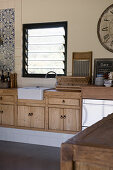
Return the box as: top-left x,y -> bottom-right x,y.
56,76 -> 90,90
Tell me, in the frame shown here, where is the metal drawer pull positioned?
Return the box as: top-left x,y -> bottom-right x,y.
28,113 -> 33,116
60,115 -> 63,119
31,113 -> 33,116
0,110 -> 3,113
28,113 -> 31,116
0,97 -> 2,100
62,100 -> 65,103
63,115 -> 66,119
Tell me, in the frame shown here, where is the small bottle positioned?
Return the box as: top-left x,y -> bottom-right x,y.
1,70 -> 5,82
7,72 -> 10,88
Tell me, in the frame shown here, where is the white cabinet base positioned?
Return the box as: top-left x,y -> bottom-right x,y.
0,127 -> 74,147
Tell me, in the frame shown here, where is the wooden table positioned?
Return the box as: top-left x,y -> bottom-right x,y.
61,113 -> 113,170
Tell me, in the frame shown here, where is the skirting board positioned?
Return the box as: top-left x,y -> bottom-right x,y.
0,127 -> 74,147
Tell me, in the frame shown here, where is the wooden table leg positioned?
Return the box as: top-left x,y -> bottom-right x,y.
60,143 -> 73,170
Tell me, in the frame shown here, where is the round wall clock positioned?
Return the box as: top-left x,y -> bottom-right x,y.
97,4 -> 113,53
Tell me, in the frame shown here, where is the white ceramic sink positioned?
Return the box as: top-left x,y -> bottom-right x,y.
18,87 -> 50,100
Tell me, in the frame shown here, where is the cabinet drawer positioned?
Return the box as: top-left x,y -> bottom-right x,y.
0,95 -> 14,103
48,98 -> 80,106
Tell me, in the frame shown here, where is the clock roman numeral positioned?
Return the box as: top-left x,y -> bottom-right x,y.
102,27 -> 108,31
104,34 -> 110,43
104,19 -> 110,21
110,40 -> 113,46
110,10 -> 113,14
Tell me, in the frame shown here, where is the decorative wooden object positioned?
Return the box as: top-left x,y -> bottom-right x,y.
72,51 -> 92,83
10,73 -> 17,88
61,113 -> 113,170
56,76 -> 90,90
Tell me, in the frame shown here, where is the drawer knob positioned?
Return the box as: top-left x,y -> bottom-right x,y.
63,115 -> 66,119
0,110 -> 3,114
31,113 -> 33,116
28,113 -> 31,116
60,115 -> 63,119
0,97 -> 2,100
62,100 -> 65,103
28,113 -> 33,116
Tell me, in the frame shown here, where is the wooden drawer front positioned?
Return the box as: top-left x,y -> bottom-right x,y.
48,98 -> 80,106
0,95 -> 14,103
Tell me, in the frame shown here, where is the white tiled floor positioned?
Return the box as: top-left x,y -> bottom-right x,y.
0,127 -> 75,147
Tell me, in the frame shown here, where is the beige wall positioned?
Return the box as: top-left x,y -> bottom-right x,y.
0,0 -> 113,87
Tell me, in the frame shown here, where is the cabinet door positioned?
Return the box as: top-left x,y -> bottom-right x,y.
49,108 -> 63,130
30,106 -> 45,129
1,104 -> 14,125
18,106 -> 30,127
64,108 -> 81,131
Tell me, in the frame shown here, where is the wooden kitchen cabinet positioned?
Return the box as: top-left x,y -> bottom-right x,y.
45,90 -> 82,133
49,107 -> 80,132
18,105 -> 45,129
17,89 -> 81,133
0,89 -> 17,127
1,86 -> 113,134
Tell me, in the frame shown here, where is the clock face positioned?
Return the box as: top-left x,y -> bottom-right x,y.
97,4 -> 113,53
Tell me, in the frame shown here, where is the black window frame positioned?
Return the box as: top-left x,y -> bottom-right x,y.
22,21 -> 67,78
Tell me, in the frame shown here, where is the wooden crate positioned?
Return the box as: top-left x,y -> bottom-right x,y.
56,76 -> 90,90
